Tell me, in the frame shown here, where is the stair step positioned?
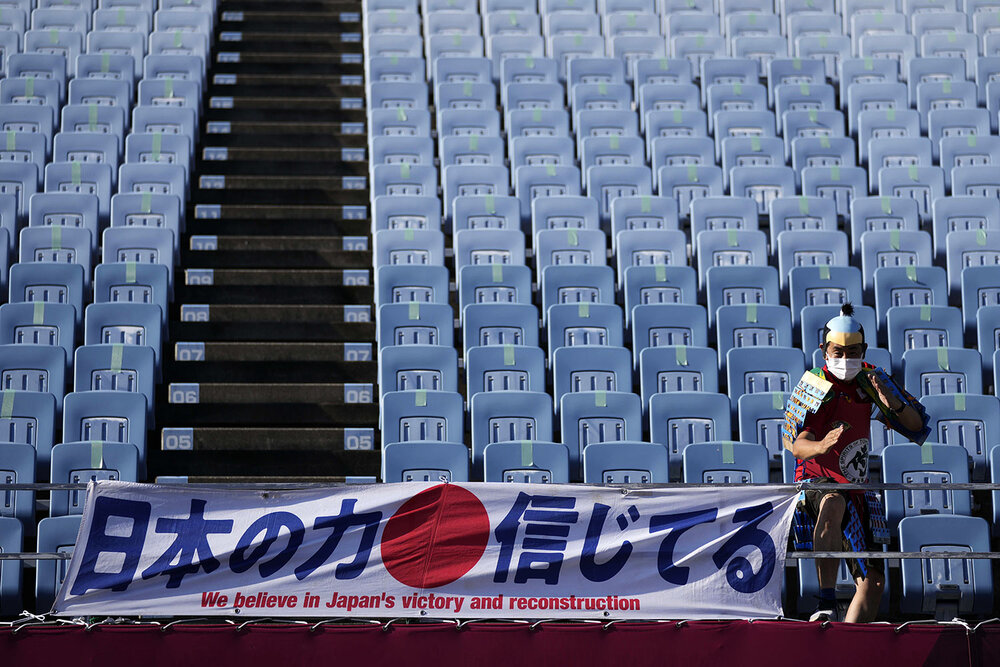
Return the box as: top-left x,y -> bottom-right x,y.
172,308 -> 373,340
211,75 -> 361,95
189,235 -> 368,251
213,54 -> 362,73
196,158 -> 367,176
202,147 -> 366,163
206,106 -> 364,122
160,426 -> 378,451
177,284 -> 371,304
174,341 -> 372,362
203,122 -> 365,142
165,360 -> 375,383
154,437 -> 380,477
161,403 -> 378,426
181,248 -> 371,268
183,268 -> 368,285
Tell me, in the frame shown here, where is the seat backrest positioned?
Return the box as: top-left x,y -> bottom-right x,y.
638,345 -> 719,405
49,441 -> 139,516
470,390 -> 553,469
552,345 -> 632,409
380,390 -> 464,448
381,441 -> 470,483
682,441 -> 769,483
465,344 -> 545,397
377,344 -> 459,396
582,441 -> 670,483
35,515 -> 81,613
483,441 -> 570,483
561,391 -> 642,476
650,391 -> 731,475
73,343 -> 156,420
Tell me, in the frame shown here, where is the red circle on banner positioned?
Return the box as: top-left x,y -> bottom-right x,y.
381,484 -> 490,588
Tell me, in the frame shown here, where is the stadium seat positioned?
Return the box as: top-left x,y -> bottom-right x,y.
768,196 -> 838,249
650,391 -> 731,478
561,391 -> 642,477
921,393 -> 1000,481
788,265 -> 863,329
0,302 -> 76,373
0,443 -> 35,534
453,195 -> 520,233
380,390 -> 464,448
35,515 -> 80,613
873,266 -> 948,327
716,304 -> 794,367
885,305 -> 964,373
631,303 -> 709,363
946,230 -> 1000,295
373,228 -> 445,268
726,347 -> 805,404
582,441 -> 670,483
801,166 -> 867,221
738,391 -> 789,461
534,228 -> 606,273
62,390 -> 147,474
859,230 -> 934,293
682,441 -> 769,483
463,303 -> 539,352
465,344 -> 545,397
638,345 -> 720,408
876,167 -> 945,225
376,265 -> 450,307
849,196 -> 921,257
552,345 -> 632,411
470,390 -> 553,470
547,303 -> 623,351
933,197 -> 1000,261
902,348 -> 983,397
458,263 -> 533,312
776,230 -> 851,290
690,197 -> 759,240
382,441 -> 470,482
8,262 -> 86,328
963,266 -> 1000,333
49,441 -> 140,516
483,441 -> 570,483
540,265 -> 615,323
452,228 -> 525,271
531,195 -> 600,241
73,344 -> 156,422
377,344 -> 459,396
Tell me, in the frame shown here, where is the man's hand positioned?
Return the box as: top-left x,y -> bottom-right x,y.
868,373 -> 902,411
817,423 -> 847,454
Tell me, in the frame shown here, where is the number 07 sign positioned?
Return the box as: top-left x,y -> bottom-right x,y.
53,482 -> 798,619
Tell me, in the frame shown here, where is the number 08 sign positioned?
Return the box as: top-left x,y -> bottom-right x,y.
53,482 -> 798,619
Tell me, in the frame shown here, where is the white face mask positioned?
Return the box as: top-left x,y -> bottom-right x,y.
826,357 -> 863,381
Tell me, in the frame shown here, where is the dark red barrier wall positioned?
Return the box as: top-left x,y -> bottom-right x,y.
1,620 -> 996,667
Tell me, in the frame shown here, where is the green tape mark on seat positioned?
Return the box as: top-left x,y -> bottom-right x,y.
819,264 -> 830,280
967,134 -> 978,148
628,12 -> 637,26
117,7 -> 126,24
659,58 -> 670,70
546,164 -> 556,176
793,58 -> 802,71
396,107 -> 407,121
463,81 -> 472,96
727,228 -> 738,246
749,12 -> 758,25
977,229 -> 988,246
733,82 -> 742,95
25,76 -> 34,98
404,229 -> 414,241
567,228 -> 579,246
750,136 -> 760,151
5,131 -> 13,152
49,28 -> 58,44
880,196 -> 892,214
798,196 -> 809,215
722,441 -> 735,464
820,136 -> 830,148
746,303 -> 757,323
491,263 -> 503,282
509,11 -> 517,25
521,440 -> 533,467
830,165 -> 840,181
141,192 -> 152,213
907,165 -> 918,181
400,162 -> 410,178
574,34 -> 582,46
126,261 -> 137,283
955,393 -> 966,411
890,228 -> 900,250
687,165 -> 698,182
808,109 -> 817,122
921,443 -> 933,464
32,302 -> 44,325
89,103 -> 98,131
71,161 -> 81,185
101,53 -> 110,73
598,81 -> 607,95
111,343 -> 124,373
525,56 -> 534,68
51,225 -> 62,249
641,195 -> 651,213
484,193 -> 495,212
610,135 -> 619,149
920,304 -> 932,321
947,31 -> 957,43
174,29 -> 183,48
942,79 -> 952,94
408,302 -> 420,320
165,77 -> 174,98
578,302 -> 590,317
452,34 -> 462,46
905,265 -> 917,282
696,35 -> 705,47
655,264 -> 666,281
152,132 -> 162,162
864,57 -> 873,71
800,83 -> 810,96
469,134 -> 478,150
504,344 -> 515,366
415,390 -> 427,407
390,55 -> 399,65
819,35 -> 828,47
675,344 -> 687,366
533,108 -> 542,122
772,391 -> 783,410
886,108 -> 895,121
389,9 -> 398,22
937,347 -> 949,371
673,109 -> 683,122
91,441 -> 104,469
0,390 -> 13,419
595,390 -> 607,407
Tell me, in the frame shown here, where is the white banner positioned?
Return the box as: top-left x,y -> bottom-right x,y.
53,481 -> 798,619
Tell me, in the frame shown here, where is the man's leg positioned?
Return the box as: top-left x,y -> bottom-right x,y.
844,568 -> 885,623
813,493 -> 846,590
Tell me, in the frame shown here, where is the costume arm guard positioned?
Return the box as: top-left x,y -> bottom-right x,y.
782,370 -> 833,452
859,367 -> 931,446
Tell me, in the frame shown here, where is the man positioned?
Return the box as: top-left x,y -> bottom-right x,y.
784,303 -> 929,623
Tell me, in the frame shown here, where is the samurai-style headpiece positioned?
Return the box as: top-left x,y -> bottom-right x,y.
822,302 -> 865,347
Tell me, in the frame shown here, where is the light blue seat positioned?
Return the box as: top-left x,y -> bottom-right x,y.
453,195 -> 519,234
610,195 -> 679,252
682,441 -> 768,483
547,302 -> 623,351
0,515 -> 21,614
706,83 -> 768,133
856,107 -> 920,161
368,33 -> 423,61
567,57 -> 626,88
433,57 -> 490,86
92,6 -> 151,36
877,166 -> 945,224
721,137 -> 785,189
664,13 -> 718,42
44,162 -> 112,221
963,266 -> 1000,333
35,515 -> 79,613
67,77 -> 130,111
465,344 -> 545,396
790,137 -> 857,184
886,305 -> 964,374
0,302 -> 75,375
531,195 -> 599,242
775,230 -> 850,289
695,230 -> 769,289
615,229 -> 686,280
372,195 -> 439,232
534,228 -> 606,273
382,441 -> 470,482
561,390 -> 641,476
903,348 -> 983,398
463,303 -> 538,353
101,227 -> 175,297
860,230 -> 934,293
483,441 -> 570,483
380,390 -> 464,448
800,304 -> 878,356
514,165 -> 581,222
857,33 -> 916,76
738,391 -> 789,461
732,36 -> 789,75
0,133 -> 44,188
53,133 -> 120,173
611,36 -> 667,78
726,346 -> 804,403
983,310 -> 1000,379
922,394 -> 1000,480
458,263 -> 532,312
93,262 -> 169,328
440,134 -> 505,170
946,230 -> 1000,295
371,163 -> 437,199
0,161 -> 39,220
705,265 -> 780,327
503,83 -> 563,120
500,58 -> 559,101
0,342 -> 63,413
487,35 -> 545,79
657,165 -> 724,218
940,135 -> 1000,190
368,108 -> 431,141
716,304 -> 794,369
509,136 -> 575,175
50,441 -> 139,516
470,390 -> 552,471
376,302 -> 453,349
146,43 -> 208,80
372,228 -> 445,267
976,56 -> 1000,107
921,33 -> 977,78
582,441 -> 670,483
639,345 -> 719,409
767,58 -> 826,107
540,265 -> 615,324
131,106 -> 197,150
548,35 -> 607,81
574,110 -> 639,158
0,78 -> 60,129
644,109 -> 708,157
73,339 -> 155,422
370,136 -> 434,172
781,110 -> 847,162
83,303 -> 162,379
429,11 -> 480,37
442,165 -> 509,223
849,196 -> 921,257
700,58 -> 758,105
376,265 -> 449,308
898,515 -> 993,619
930,108 -> 992,163
0,443 -> 33,535
623,264 -> 697,326
552,345 -> 631,411
62,390 -> 146,473
801,166 -> 867,221
8,262 -> 85,328
367,11 -> 420,37
650,391 -> 731,477
952,165 -> 1000,198
581,137 -> 646,184
768,196 -> 838,249
788,266 -> 863,328
713,110 -> 777,159
7,54 -> 66,104
873,266 -> 948,327
638,83 -> 701,126
136,78 -> 201,118
690,196 -> 758,240
631,303 -> 708,365
379,344 -> 458,396
650,136 -> 715,175
542,10 -> 600,37
434,82 -> 495,117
